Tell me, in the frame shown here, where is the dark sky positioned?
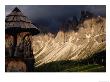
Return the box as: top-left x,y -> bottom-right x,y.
5,5 -> 106,33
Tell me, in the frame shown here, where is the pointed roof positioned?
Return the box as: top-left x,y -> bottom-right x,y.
12,7 -> 21,12
5,7 -> 40,35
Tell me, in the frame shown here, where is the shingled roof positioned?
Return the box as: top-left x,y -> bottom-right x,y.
5,7 -> 40,35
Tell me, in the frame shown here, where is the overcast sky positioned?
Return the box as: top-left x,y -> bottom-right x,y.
5,5 -> 106,32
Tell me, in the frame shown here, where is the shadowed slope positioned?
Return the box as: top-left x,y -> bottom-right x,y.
35,50 -> 106,72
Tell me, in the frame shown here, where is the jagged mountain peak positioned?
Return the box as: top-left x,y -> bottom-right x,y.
32,16 -> 105,67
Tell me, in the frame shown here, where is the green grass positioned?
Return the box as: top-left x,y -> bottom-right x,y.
63,64 -> 105,72
35,60 -> 106,72
35,50 -> 106,72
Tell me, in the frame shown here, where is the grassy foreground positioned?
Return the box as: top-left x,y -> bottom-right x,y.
35,51 -> 106,72
35,60 -> 105,72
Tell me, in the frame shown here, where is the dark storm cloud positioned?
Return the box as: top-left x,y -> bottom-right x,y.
5,5 -> 105,19
5,5 -> 106,32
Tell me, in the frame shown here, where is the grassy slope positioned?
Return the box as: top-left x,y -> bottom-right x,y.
35,50 -> 106,72
63,64 -> 105,72
35,62 -> 106,72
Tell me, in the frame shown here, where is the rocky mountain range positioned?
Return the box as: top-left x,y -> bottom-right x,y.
32,15 -> 106,67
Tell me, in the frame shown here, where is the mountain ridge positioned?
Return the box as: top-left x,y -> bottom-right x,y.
32,16 -> 105,67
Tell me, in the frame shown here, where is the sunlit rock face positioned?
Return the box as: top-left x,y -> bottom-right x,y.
32,17 -> 106,67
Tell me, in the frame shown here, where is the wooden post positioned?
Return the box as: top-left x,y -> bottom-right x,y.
12,34 -> 17,57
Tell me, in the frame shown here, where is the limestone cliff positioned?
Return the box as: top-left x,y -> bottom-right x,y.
32,16 -> 106,67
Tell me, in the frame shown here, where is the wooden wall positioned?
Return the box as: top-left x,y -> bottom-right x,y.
5,32 -> 35,72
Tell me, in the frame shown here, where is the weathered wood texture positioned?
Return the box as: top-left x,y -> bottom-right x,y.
5,32 -> 33,58
5,7 -> 37,29
5,7 -> 40,72
5,7 -> 39,58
